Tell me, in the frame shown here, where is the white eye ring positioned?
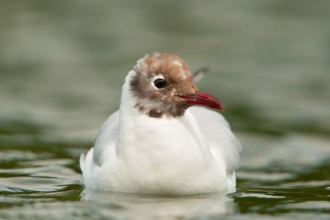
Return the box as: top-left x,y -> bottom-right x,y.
150,75 -> 166,90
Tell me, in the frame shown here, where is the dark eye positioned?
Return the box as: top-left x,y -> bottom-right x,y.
154,78 -> 166,89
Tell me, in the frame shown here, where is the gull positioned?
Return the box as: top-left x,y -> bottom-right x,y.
80,53 -> 242,195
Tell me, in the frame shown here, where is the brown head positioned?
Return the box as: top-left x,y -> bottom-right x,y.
128,52 -> 224,118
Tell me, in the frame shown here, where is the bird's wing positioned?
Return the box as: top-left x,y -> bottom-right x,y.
80,110 -> 119,189
80,110 -> 119,171
93,110 -> 120,166
189,106 -> 242,173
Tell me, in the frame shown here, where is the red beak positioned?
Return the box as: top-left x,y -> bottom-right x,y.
178,91 -> 225,111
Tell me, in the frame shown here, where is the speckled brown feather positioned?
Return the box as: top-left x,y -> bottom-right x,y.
129,53 -> 198,118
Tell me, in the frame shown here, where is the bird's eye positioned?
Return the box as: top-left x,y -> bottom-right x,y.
154,78 -> 167,89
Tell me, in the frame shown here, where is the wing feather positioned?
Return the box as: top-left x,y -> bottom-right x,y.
189,106 -> 242,173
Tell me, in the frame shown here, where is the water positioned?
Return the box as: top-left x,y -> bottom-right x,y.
1,0 -> 330,219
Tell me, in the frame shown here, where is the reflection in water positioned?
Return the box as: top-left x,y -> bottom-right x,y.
81,189 -> 234,218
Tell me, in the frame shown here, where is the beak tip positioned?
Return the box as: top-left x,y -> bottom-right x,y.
218,105 -> 225,112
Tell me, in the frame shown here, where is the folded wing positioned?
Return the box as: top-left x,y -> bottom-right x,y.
189,106 -> 242,192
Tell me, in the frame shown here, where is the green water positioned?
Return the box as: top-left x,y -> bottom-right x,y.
1,0 -> 330,219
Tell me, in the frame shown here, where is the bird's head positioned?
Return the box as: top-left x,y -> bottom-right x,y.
127,52 -> 224,118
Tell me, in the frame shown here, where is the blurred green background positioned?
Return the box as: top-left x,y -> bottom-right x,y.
1,0 -> 330,142
0,1 -> 330,219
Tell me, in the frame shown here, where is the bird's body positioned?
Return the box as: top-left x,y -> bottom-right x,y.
80,53 -> 241,195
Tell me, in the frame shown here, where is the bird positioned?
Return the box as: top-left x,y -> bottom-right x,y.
80,52 -> 242,195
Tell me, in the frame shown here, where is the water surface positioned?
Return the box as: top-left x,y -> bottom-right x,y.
0,0 -> 330,219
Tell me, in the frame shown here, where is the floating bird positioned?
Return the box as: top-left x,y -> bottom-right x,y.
80,53 -> 242,195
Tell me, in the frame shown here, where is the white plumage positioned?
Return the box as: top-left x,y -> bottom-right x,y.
80,53 -> 242,195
